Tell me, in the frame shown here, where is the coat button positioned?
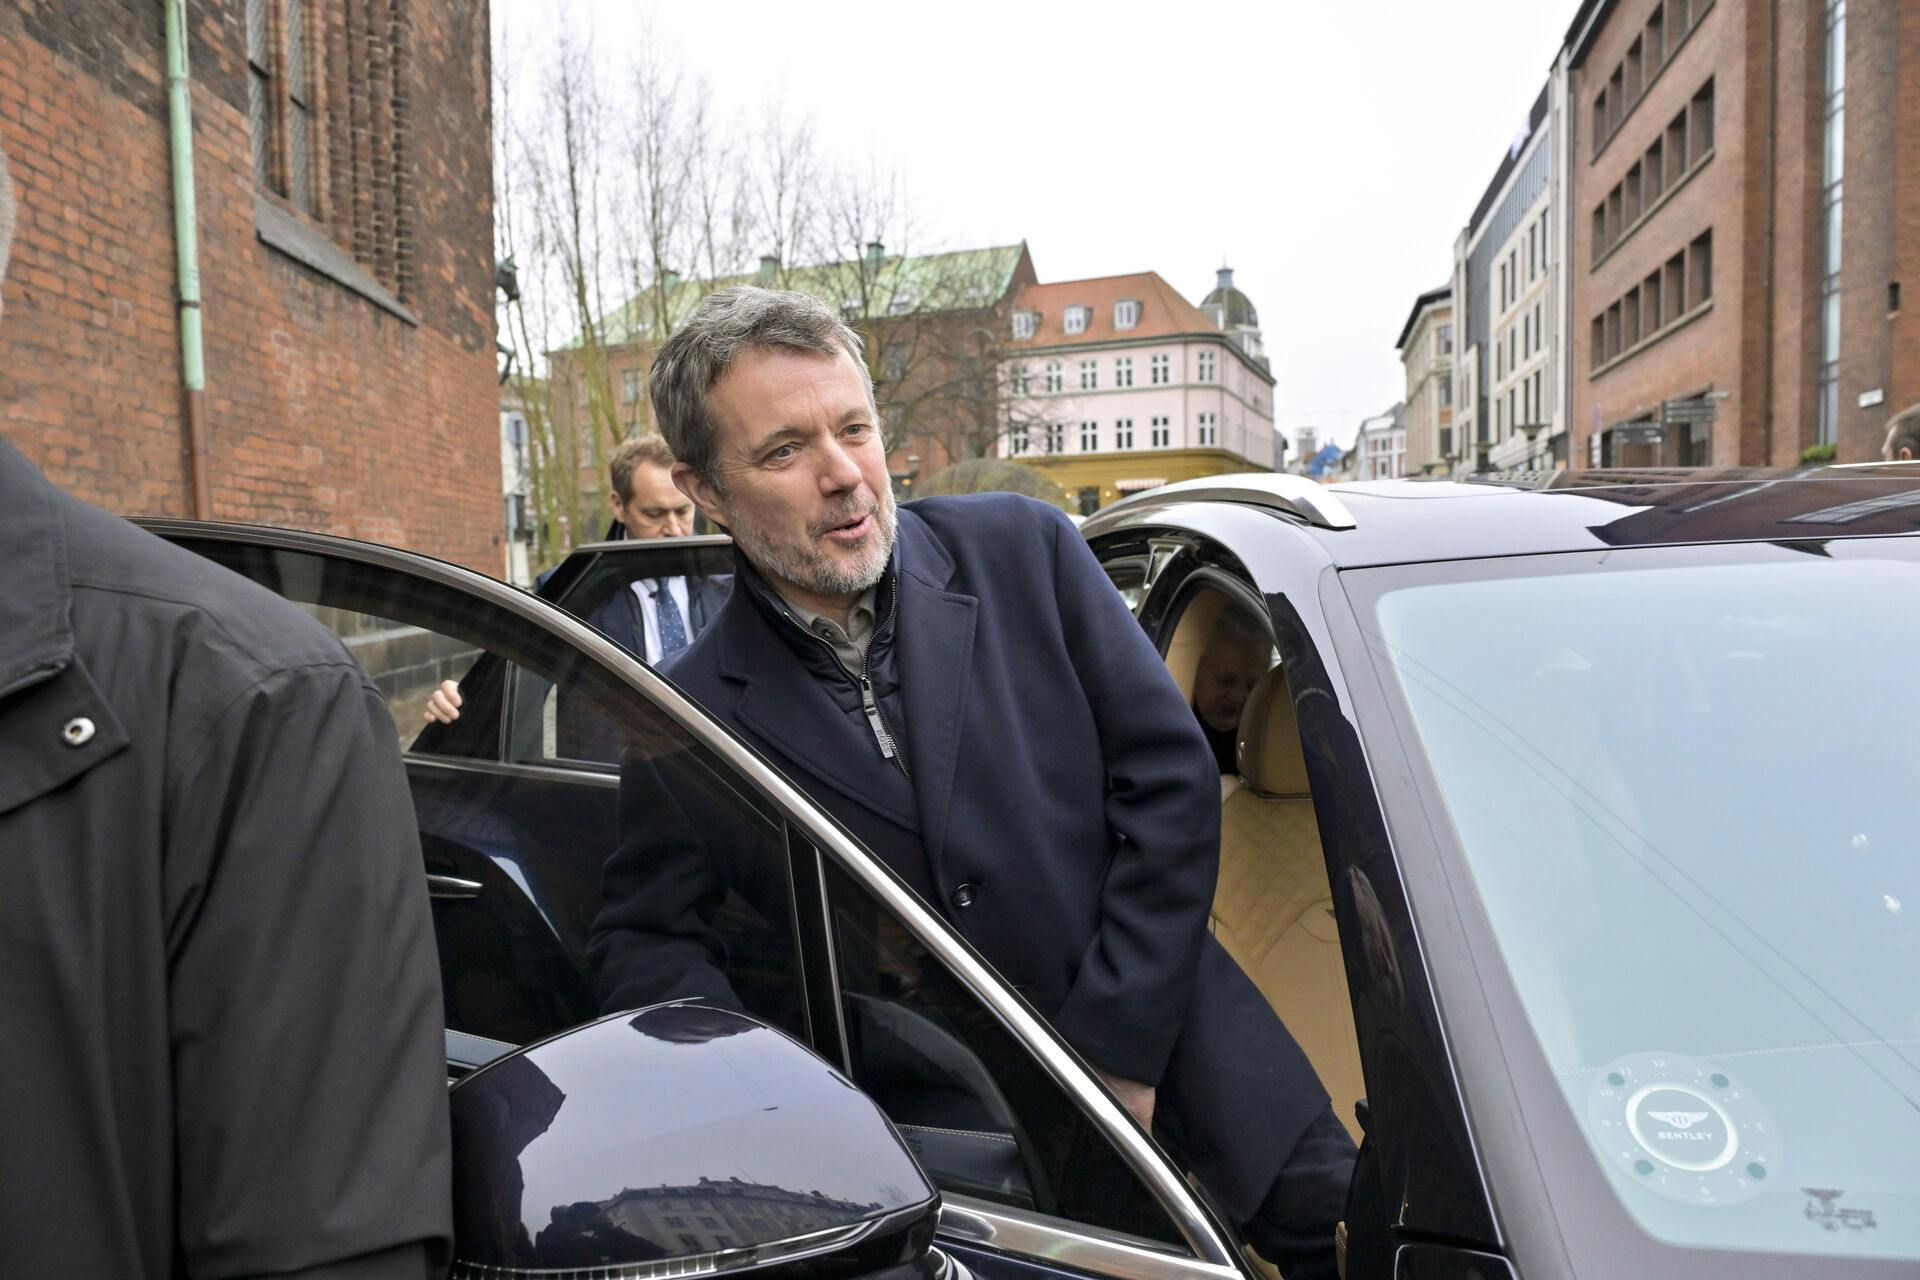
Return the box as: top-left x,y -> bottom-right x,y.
952,883 -> 977,909
62,716 -> 97,747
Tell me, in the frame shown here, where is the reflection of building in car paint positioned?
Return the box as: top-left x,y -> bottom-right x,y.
536,1177 -> 884,1257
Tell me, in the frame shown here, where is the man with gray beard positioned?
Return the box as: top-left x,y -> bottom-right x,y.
588,287 -> 1353,1278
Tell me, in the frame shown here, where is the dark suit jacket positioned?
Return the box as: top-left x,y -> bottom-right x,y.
585,573 -> 729,665
590,494 -> 1327,1221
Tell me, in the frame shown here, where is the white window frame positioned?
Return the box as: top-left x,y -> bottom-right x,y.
1044,362 -> 1063,394
1010,365 -> 1031,396
1198,412 -> 1217,446
1149,416 -> 1170,448
1114,357 -> 1134,388
1197,349 -> 1216,383
1063,305 -> 1090,335
1079,359 -> 1098,391
1008,428 -> 1031,456
1114,299 -> 1140,329
1080,420 -> 1099,451
1115,417 -> 1135,449
1149,353 -> 1169,385
1045,423 -> 1064,454
1012,310 -> 1037,341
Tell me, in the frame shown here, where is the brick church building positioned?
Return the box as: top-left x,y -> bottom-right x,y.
0,1 -> 500,571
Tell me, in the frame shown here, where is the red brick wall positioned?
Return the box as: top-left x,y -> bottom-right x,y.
1893,0 -> 1920,434
0,1 -> 500,571
1570,0 -> 1755,466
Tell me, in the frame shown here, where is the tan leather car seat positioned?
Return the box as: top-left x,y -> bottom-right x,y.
1163,588 -> 1228,703
1211,667 -> 1365,1144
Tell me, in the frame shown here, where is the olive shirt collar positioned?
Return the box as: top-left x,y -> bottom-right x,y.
784,590 -> 877,672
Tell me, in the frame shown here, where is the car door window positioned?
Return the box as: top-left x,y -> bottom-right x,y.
817,858 -> 1184,1249
162,534 -> 807,1055
510,540 -> 738,770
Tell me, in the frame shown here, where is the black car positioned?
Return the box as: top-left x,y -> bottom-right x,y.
153,465 -> 1920,1280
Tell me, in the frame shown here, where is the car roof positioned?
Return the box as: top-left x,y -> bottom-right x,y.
1087,465 -> 1920,568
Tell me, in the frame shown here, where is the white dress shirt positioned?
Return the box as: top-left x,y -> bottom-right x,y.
630,575 -> 692,663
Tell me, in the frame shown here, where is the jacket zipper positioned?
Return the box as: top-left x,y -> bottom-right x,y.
781,592 -> 910,780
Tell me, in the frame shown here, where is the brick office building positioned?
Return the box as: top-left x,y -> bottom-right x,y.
0,1 -> 500,570
1566,0 -> 1920,468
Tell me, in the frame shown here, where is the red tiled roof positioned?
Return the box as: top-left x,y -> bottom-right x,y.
1006,272 -> 1219,347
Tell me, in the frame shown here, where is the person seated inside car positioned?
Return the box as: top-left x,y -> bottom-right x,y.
1192,605 -> 1274,775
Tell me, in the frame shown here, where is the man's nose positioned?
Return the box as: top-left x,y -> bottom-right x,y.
818,436 -> 864,494
667,511 -> 693,536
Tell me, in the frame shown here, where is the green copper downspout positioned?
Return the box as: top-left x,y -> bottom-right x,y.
165,0 -> 211,519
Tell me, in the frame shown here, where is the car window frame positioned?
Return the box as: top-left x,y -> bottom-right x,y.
141,519 -> 1248,1280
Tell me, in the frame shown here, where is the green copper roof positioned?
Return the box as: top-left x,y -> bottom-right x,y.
569,243 -> 1028,351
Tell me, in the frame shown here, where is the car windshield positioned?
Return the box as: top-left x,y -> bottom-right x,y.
1355,538 -> 1919,1261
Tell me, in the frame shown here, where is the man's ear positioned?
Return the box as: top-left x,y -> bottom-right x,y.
607,487 -> 625,520
672,462 -> 729,532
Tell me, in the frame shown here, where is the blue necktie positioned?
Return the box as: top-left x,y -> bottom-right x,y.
654,580 -> 689,658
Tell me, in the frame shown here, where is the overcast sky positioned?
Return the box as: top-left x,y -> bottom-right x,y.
493,0 -> 1576,449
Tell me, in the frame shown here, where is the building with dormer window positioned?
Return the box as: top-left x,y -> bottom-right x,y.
999,270 -> 1279,514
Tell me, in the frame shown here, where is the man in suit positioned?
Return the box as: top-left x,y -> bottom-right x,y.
423,436 -> 727,728
588,287 -> 1355,1278
558,435 -> 730,665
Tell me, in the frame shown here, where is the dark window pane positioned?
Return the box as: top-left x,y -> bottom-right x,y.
249,73 -> 273,188
290,104 -> 313,213
246,0 -> 270,64
286,0 -> 307,100
160,536 -> 805,1054
822,859 -> 1183,1248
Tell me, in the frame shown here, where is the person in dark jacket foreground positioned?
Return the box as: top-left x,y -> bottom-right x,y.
0,146 -> 450,1280
587,286 -> 1356,1277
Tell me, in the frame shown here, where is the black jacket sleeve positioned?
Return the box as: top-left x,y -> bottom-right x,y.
164,662 -> 451,1279
1042,506 -> 1220,1087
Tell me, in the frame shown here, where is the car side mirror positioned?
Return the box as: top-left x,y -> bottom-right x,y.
449,1002 -> 943,1280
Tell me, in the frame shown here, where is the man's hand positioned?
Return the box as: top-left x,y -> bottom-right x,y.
1093,1067 -> 1156,1133
422,679 -> 462,725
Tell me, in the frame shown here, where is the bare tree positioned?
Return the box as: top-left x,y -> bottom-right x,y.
494,18 -> 1042,552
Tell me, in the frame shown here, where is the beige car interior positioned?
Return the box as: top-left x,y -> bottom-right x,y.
1166,586 -> 1366,1147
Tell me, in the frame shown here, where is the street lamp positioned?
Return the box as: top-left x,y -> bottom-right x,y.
889,453 -> 923,500
1516,422 -> 1550,471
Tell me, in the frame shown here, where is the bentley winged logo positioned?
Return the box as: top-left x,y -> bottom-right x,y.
1648,1110 -> 1711,1130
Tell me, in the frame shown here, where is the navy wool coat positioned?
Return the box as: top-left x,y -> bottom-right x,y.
590,493 -> 1327,1221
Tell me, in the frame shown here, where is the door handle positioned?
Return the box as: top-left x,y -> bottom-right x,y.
427,873 -> 484,900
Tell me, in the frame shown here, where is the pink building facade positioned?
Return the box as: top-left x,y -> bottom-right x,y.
997,271 -> 1278,508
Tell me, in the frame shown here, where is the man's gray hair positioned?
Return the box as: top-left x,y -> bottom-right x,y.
649,285 -> 874,483
0,140 -> 17,288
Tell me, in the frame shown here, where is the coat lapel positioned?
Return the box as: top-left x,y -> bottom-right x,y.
712,584 -> 922,832
891,514 -> 977,882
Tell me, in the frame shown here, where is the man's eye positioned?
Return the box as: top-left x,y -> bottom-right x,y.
844,423 -> 871,438
768,444 -> 799,462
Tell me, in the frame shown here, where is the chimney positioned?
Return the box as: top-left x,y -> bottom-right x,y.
756,254 -> 780,285
865,241 -> 884,268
